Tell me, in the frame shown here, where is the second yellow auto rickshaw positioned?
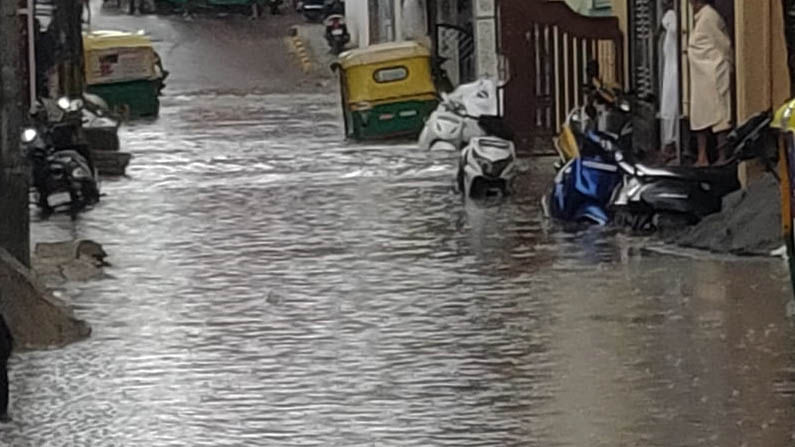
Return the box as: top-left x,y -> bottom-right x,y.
772,99 -> 795,295
83,31 -> 168,119
332,41 -> 438,140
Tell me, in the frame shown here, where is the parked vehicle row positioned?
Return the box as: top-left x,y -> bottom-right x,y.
23,98 -> 102,217
542,60 -> 775,231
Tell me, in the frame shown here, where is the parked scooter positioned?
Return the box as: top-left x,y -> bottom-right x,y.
553,60 -> 632,168
22,102 -> 100,216
610,111 -> 774,230
542,130 -> 622,225
418,79 -> 499,151
324,14 -> 350,55
457,135 -> 517,198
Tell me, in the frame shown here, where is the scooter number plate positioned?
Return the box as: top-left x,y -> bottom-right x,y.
331,29 -> 344,35
48,192 -> 71,208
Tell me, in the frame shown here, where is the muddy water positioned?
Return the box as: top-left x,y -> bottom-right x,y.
3,94 -> 795,446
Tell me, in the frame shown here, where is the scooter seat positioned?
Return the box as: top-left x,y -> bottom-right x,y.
634,162 -> 737,184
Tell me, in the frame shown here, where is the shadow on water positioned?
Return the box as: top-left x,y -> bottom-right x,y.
3,93 -> 795,446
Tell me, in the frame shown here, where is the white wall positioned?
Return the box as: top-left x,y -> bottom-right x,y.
346,0 -> 370,47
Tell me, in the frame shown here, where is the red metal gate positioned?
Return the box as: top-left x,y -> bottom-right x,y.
499,0 -> 624,153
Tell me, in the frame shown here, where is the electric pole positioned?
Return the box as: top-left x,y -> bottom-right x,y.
0,0 -> 30,267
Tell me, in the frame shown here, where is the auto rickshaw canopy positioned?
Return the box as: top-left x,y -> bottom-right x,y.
773,98 -> 795,133
335,41 -> 436,108
83,30 -> 158,86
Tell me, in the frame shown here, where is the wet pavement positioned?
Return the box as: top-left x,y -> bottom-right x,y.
4,5 -> 795,447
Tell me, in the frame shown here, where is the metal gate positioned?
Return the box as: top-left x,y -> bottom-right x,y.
629,0 -> 660,156
435,23 -> 475,86
499,0 -> 624,153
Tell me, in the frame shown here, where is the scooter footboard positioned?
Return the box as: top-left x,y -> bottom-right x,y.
639,181 -> 723,217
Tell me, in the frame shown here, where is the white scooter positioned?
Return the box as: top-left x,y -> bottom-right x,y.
458,136 -> 517,198
418,79 -> 499,151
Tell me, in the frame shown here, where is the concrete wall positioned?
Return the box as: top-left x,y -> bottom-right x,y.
347,0 -> 370,47
0,248 -> 90,350
734,0 -> 790,121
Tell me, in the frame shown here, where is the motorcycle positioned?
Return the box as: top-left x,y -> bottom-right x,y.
610,111 -> 774,230
457,135 -> 517,198
542,130 -> 622,225
553,60 -> 632,168
418,79 -> 499,151
324,14 -> 350,55
24,98 -> 101,216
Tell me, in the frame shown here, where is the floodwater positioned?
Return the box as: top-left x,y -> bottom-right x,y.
2,92 -> 794,446
4,3 -> 795,444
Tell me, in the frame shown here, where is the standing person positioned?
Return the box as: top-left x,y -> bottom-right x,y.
688,0 -> 734,166
660,0 -> 679,162
0,314 -> 13,423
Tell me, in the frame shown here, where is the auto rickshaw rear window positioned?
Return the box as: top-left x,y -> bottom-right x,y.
374,67 -> 408,83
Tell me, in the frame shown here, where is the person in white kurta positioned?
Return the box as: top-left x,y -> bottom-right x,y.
660,2 -> 679,158
688,0 -> 734,166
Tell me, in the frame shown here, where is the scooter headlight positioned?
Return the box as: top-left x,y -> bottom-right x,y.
57,97 -> 83,112
57,97 -> 71,110
21,128 -> 38,144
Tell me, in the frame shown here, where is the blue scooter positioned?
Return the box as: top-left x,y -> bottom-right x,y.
542,131 -> 621,225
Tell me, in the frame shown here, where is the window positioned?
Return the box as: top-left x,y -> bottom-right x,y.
374,66 -> 408,83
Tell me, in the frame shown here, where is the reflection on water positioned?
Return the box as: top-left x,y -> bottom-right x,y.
2,94 -> 794,446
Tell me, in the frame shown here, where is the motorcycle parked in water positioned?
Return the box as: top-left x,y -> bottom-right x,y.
553,72 -> 632,168
324,14 -> 350,55
418,79 -> 499,151
457,135 -> 517,198
610,111 -> 774,230
542,130 -> 623,225
24,98 -> 101,216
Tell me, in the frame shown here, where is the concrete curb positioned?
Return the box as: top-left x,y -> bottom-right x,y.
285,26 -> 313,73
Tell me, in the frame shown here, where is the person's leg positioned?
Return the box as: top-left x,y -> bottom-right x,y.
715,130 -> 730,164
695,130 -> 709,166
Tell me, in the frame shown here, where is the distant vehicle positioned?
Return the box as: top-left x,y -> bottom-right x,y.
324,14 -> 350,55
83,31 -> 168,119
300,0 -> 325,21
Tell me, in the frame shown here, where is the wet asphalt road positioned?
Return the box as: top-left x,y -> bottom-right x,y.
3,5 -> 795,446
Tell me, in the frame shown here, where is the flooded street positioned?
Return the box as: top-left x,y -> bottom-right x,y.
3,6 -> 795,447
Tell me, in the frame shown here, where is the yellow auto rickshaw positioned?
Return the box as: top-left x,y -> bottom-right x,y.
772,99 -> 795,294
332,41 -> 438,140
83,31 -> 168,119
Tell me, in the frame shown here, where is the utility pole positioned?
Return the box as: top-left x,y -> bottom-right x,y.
0,0 -> 30,267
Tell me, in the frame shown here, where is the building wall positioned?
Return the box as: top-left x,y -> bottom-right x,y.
734,0 -> 790,121
346,0 -> 370,47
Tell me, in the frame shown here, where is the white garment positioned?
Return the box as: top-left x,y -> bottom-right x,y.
660,9 -> 679,145
688,5 -> 733,132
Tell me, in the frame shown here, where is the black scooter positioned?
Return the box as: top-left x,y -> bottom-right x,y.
610,111 -> 774,230
24,99 -> 101,216
324,14 -> 349,55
